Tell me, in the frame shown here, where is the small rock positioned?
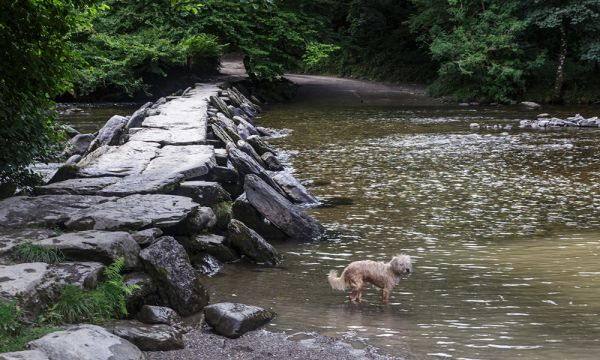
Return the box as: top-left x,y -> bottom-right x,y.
63,134 -> 95,157
181,234 -> 238,262
204,302 -> 275,339
172,181 -> 231,206
191,253 -> 221,277
227,219 -> 281,265
124,272 -> 157,314
520,101 -> 541,109
65,154 -> 82,165
537,113 -> 550,118
131,228 -> 163,247
246,135 -> 276,156
27,324 -> 145,360
469,123 -> 480,129
137,305 -> 182,327
126,102 -> 153,129
237,140 -> 266,168
271,171 -> 319,205
261,152 -> 284,171
104,320 -> 183,351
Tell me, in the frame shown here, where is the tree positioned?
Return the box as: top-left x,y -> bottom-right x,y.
525,0 -> 600,101
0,0 -> 97,191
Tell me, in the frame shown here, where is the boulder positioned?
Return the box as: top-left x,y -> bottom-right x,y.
210,95 -> 233,118
35,231 -> 141,270
0,195 -> 116,228
203,302 -> 275,339
246,135 -> 276,155
181,234 -> 238,262
64,194 -> 198,231
137,305 -> 182,327
244,175 -> 324,241
172,181 -> 231,206
92,115 -> 128,148
131,228 -> 163,247
0,350 -> 49,360
166,206 -> 216,235
0,262 -> 104,319
27,324 -> 145,360
126,102 -> 153,129
231,193 -> 287,241
210,123 -> 235,145
214,148 -> 228,166
63,134 -> 95,157
103,320 -> 183,351
34,177 -> 121,196
271,171 -> 319,205
207,165 -> 239,184
261,152 -> 284,171
124,272 -> 157,314
139,236 -> 209,316
47,164 -> 79,184
237,140 -> 265,167
227,220 -> 281,265
191,253 -> 221,277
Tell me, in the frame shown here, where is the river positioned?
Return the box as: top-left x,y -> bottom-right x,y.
63,75 -> 600,359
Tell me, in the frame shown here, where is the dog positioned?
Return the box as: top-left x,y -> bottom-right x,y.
327,254 -> 412,304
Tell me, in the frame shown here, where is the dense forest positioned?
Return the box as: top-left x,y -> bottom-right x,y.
1,0 -> 600,188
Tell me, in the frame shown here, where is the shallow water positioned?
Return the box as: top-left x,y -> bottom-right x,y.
206,97 -> 600,359
64,87 -> 600,359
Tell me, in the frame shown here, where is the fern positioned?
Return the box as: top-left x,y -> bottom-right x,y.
48,258 -> 139,324
0,301 -> 22,336
12,243 -> 64,264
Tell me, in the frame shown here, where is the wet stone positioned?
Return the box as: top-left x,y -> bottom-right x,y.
203,302 -> 275,339
227,220 -> 281,265
137,305 -> 182,327
172,181 -> 231,206
104,320 -> 184,351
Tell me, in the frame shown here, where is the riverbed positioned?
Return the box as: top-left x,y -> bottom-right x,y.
63,76 -> 600,359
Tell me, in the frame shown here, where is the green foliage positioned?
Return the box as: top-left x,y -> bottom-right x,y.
12,243 -> 65,264
212,201 -> 233,219
48,258 -> 138,324
0,0 -> 97,188
181,33 -> 226,73
0,300 -> 57,353
303,42 -> 340,67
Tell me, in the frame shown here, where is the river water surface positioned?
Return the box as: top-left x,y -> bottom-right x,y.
66,76 -> 600,359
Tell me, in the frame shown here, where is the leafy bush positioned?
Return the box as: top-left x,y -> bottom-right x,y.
181,33 -> 226,73
302,42 -> 340,67
48,257 -> 138,324
212,201 -> 233,219
12,243 -> 65,264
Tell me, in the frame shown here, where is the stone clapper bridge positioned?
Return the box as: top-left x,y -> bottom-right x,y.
0,83 -> 324,358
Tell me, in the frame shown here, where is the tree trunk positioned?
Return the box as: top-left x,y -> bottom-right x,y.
552,21 -> 568,102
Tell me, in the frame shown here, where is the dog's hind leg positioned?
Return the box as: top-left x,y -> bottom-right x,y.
381,288 -> 390,304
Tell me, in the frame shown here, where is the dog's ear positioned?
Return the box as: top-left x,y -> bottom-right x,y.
390,256 -> 404,274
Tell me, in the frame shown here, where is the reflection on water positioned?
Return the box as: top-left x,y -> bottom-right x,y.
204,104 -> 600,359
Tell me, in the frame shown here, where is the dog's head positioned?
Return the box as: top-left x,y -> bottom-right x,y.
390,254 -> 412,277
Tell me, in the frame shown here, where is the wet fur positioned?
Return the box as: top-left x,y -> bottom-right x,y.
327,254 -> 412,303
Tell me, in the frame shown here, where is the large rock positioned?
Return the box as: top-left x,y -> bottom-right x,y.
139,236 -> 209,316
124,272 -> 158,314
137,305 -> 182,327
237,140 -> 265,167
34,177 -> 121,196
210,96 -> 233,119
128,128 -> 205,146
203,302 -> 275,339
35,231 -> 141,270
246,135 -> 276,156
244,175 -> 324,241
172,181 -> 230,206
131,228 -> 163,247
63,134 -> 95,157
0,350 -> 49,360
27,324 -> 145,360
64,194 -> 198,231
93,115 -> 128,147
261,152 -> 284,171
0,195 -> 115,228
0,262 -> 104,318
231,193 -> 287,241
103,320 -> 183,351
78,141 -> 161,178
226,144 -> 285,196
126,102 -> 153,129
181,234 -> 238,262
271,171 -> 319,205
227,220 -> 281,265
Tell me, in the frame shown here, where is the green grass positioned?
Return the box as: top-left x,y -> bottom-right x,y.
0,325 -> 58,353
12,243 -> 65,264
0,300 -> 58,353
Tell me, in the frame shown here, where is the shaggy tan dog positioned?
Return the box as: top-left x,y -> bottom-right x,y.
327,254 -> 412,303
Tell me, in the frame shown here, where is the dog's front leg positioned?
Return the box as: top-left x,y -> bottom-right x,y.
381,288 -> 390,304
349,289 -> 361,303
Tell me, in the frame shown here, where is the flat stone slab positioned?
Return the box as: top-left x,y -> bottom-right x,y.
65,194 -> 198,231
0,350 -> 49,360
128,128 -> 205,145
35,177 -> 121,195
172,181 -> 230,206
204,302 -> 275,339
0,262 -> 104,318
78,141 -> 161,177
27,324 -> 145,360
35,231 -> 141,269
0,228 -> 57,258
0,195 -> 116,228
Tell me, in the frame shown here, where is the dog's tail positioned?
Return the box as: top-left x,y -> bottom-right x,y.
328,270 -> 346,291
